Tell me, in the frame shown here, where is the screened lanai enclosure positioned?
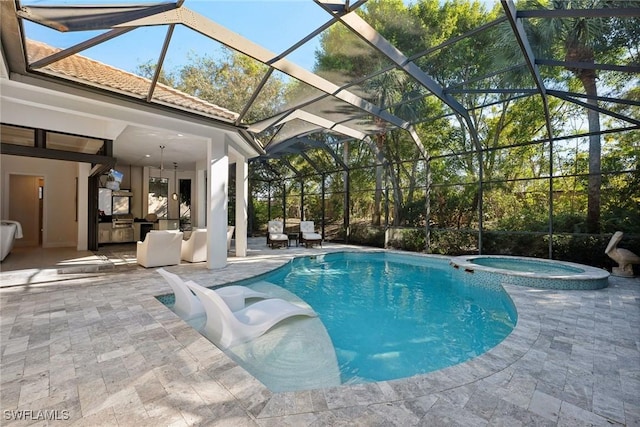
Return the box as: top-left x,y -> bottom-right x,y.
2,0 -> 639,267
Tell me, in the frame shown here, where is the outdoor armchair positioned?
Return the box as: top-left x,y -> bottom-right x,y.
181,228 -> 207,263
300,221 -> 322,247
136,230 -> 183,268
267,220 -> 288,249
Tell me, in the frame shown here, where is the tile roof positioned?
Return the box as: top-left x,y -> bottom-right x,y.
26,39 -> 239,122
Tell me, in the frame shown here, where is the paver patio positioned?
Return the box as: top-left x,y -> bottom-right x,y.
1,239 -> 638,426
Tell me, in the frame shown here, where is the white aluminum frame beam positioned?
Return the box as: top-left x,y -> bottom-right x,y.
260,109 -> 371,149
117,7 -> 413,134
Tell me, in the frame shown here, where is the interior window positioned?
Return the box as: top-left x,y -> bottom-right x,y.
148,177 -> 168,218
179,178 -> 192,230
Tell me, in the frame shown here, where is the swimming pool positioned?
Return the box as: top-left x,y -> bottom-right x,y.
232,251 -> 517,388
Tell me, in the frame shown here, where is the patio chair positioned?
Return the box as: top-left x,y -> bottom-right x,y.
267,220 -> 288,249
184,279 -> 316,349
181,228 -> 207,263
136,230 -> 183,268
156,268 -> 271,319
300,221 -> 322,247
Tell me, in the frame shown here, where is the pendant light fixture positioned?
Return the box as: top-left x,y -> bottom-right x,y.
171,162 -> 178,201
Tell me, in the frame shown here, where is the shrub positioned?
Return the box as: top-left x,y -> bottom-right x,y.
349,223 -> 385,247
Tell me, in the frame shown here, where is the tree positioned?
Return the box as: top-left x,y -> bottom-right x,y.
519,0 -> 640,233
137,49 -> 286,123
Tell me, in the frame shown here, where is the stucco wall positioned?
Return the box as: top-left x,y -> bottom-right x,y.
1,155 -> 78,248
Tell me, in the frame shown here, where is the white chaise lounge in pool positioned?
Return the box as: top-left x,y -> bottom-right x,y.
156,268 -> 270,319
185,279 -> 317,349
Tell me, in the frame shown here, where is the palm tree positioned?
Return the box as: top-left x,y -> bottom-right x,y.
520,0 -> 637,233
366,70 -> 402,226
365,69 -> 428,226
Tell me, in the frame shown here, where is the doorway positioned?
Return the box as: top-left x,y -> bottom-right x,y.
9,174 -> 43,247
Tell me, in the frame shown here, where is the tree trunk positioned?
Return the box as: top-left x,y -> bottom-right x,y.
387,162 -> 402,226
373,164 -> 382,226
373,134 -> 384,226
583,77 -> 601,234
567,42 -> 601,234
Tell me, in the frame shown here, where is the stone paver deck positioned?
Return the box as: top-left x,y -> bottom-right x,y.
1,239 -> 638,426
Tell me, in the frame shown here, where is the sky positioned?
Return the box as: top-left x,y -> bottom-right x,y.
23,1 -> 334,73
23,0 -> 499,76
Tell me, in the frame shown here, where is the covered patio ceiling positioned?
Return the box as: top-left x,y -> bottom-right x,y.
1,0 -> 639,170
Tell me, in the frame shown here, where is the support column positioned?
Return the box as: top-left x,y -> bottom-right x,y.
206,140 -> 228,269
300,180 -> 304,221
321,173 -> 325,239
234,154 -> 248,257
195,163 -> 207,228
343,143 -> 350,243
77,163 -> 90,251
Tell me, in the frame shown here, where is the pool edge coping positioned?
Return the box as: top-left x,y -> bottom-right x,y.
449,254 -> 610,281
150,248 -> 545,419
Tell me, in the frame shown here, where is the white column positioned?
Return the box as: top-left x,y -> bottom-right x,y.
77,163 -> 90,251
195,161 -> 207,228
206,140 -> 228,269
235,155 -> 248,257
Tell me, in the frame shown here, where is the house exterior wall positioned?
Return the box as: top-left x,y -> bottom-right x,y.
1,155 -> 78,248
1,68 -> 258,261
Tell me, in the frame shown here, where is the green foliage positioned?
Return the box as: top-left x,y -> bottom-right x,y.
178,51 -> 285,122
430,183 -> 479,229
553,213 -> 586,233
135,60 -> 176,86
549,234 -> 616,269
386,227 -> 426,252
517,0 -> 640,233
137,50 -> 285,123
430,230 -> 479,255
239,0 -> 638,254
250,201 -> 268,235
349,222 -> 385,248
402,199 -> 427,227
481,232 -> 549,258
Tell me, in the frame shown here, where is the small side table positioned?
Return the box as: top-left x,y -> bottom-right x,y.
287,233 -> 299,247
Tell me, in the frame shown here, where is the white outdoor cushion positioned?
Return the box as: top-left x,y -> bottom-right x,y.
302,232 -> 322,240
137,230 -> 183,268
181,228 -> 207,263
300,221 -> 316,233
300,221 -> 321,241
268,220 -> 284,234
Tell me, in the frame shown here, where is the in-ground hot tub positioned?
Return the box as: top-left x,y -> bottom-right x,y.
450,255 -> 609,290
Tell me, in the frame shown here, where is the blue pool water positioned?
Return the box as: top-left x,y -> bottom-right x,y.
470,257 -> 584,274
241,252 -> 517,384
